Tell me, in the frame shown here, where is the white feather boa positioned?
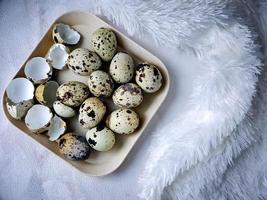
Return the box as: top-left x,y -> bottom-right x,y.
93,0 -> 265,199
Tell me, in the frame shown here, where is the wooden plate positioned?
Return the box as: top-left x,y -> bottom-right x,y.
2,12 -> 170,176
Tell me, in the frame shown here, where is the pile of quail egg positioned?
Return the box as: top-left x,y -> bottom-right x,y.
5,23 -> 163,161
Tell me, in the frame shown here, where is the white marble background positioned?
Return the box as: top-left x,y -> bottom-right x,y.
0,1 -> 199,199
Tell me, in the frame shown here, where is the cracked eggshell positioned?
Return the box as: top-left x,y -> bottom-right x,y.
88,70 -> 114,97
53,101 -> 75,118
24,57 -> 52,84
58,133 -> 91,161
86,124 -> 115,152
106,108 -> 139,134
52,23 -> 80,45
91,27 -> 117,62
113,83 -> 143,108
25,104 -> 53,134
67,48 -> 101,76
35,81 -> 59,108
79,97 -> 106,129
48,115 -> 67,141
56,81 -> 89,107
110,52 -> 134,84
46,43 -> 70,70
135,63 -> 163,93
6,78 -> 35,120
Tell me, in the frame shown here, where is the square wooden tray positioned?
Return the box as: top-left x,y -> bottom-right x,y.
2,11 -> 170,176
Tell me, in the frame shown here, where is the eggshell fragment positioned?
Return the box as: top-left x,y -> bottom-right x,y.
48,115 -> 67,141
53,101 -> 75,118
6,78 -> 34,120
35,81 -> 59,108
52,23 -> 80,45
25,104 -> 53,134
46,43 -> 70,70
24,57 -> 52,84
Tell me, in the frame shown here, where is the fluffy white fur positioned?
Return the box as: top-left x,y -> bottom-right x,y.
94,0 -> 264,199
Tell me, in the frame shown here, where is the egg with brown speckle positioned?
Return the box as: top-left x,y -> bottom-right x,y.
58,133 -> 91,161
56,81 -> 89,107
86,124 -> 115,152
106,108 -> 139,134
135,63 -> 163,93
112,83 -> 143,108
91,28 -> 117,62
88,70 -> 114,97
79,97 -> 106,129
67,48 -> 101,76
109,52 -> 134,84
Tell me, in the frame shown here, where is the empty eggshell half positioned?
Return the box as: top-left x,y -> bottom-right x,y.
35,81 -> 59,108
53,101 -> 75,118
25,104 -> 53,134
52,23 -> 81,45
48,115 -> 67,141
46,43 -> 70,70
24,57 -> 52,84
6,78 -> 35,120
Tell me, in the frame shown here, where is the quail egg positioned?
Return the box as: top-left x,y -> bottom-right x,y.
86,124 -> 115,151
106,108 -> 140,134
79,97 -> 106,129
67,48 -> 101,76
88,70 -> 114,97
112,83 -> 143,108
56,81 -> 89,107
109,52 -> 134,84
58,133 -> 91,161
91,27 -> 117,61
53,101 -> 75,118
135,63 -> 163,93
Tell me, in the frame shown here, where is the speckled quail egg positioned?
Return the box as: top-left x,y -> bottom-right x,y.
67,48 -> 101,76
88,70 -> 114,97
91,27 -> 117,62
79,97 -> 106,129
86,124 -> 115,151
113,83 -> 143,108
53,100 -> 75,118
135,63 -> 163,93
58,133 -> 91,161
109,52 -> 134,84
52,23 -> 80,45
106,108 -> 140,134
56,81 -> 89,107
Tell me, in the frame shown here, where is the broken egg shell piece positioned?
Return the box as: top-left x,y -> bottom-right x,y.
35,81 -> 59,108
48,115 -> 67,141
6,78 -> 35,119
6,98 -> 34,120
52,23 -> 80,45
24,57 -> 52,84
53,101 -> 75,118
25,104 -> 53,134
46,43 -> 70,70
